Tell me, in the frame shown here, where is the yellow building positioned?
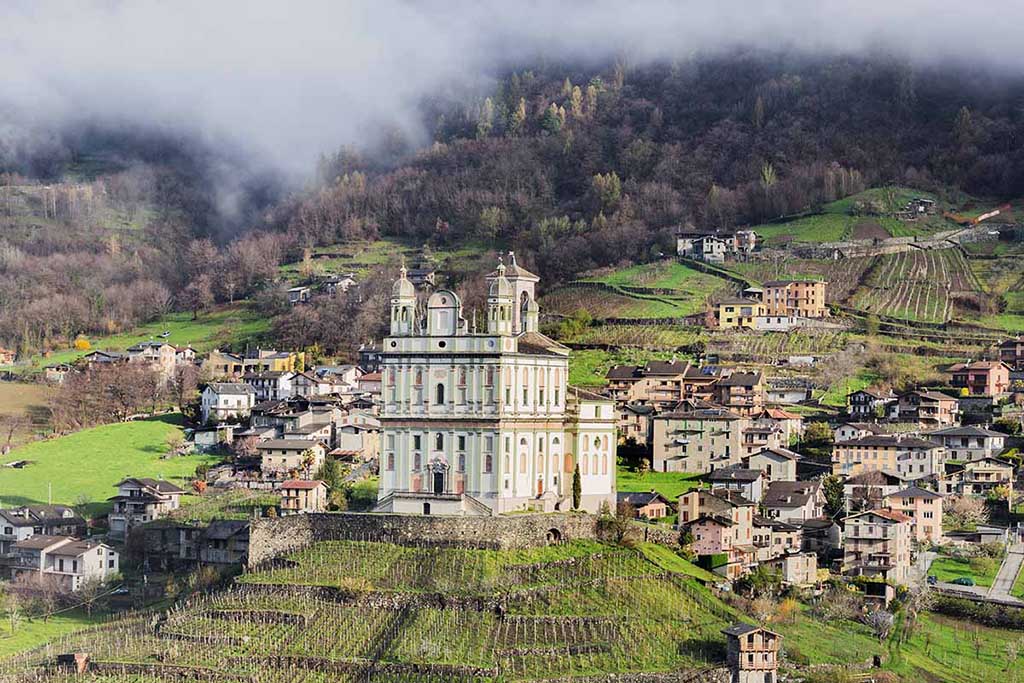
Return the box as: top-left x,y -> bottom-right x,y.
203,349 -> 304,377
716,298 -> 766,329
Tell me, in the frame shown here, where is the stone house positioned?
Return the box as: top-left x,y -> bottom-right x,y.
926,425 -> 1005,461
199,520 -> 250,564
287,286 -> 311,305
841,509 -> 914,585
280,480 -> 329,514
618,403 -> 656,446
108,478 -> 184,541
0,506 -> 86,556
722,624 -> 780,683
616,491 -> 673,520
744,447 -> 799,483
882,486 -> 943,543
762,480 -> 824,524
200,383 -> 256,424
11,536 -> 119,592
43,363 -> 73,384
949,360 -> 1012,396
708,467 -> 766,503
652,408 -> 746,473
126,341 -> 178,379
335,410 -> 381,459
258,439 -> 326,480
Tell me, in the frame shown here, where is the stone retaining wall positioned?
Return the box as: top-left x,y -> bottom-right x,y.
248,512 -> 681,567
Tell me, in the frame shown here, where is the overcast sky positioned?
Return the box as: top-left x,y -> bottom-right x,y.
1,1 -> 1020,175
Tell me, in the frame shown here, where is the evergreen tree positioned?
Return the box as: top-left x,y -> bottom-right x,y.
572,464 -> 582,510
509,98 -> 527,136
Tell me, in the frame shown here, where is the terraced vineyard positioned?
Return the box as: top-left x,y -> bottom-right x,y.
2,540 -> 737,683
727,257 -> 873,303
850,249 -> 982,323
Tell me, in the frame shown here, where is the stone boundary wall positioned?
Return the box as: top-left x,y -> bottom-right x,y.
248,512 -> 682,567
785,223 -> 1000,259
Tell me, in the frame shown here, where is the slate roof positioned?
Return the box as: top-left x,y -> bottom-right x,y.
617,491 -> 671,508
115,478 -> 184,494
763,481 -> 820,508
718,371 -> 764,387
835,435 -> 941,449
207,382 -> 255,395
257,439 -> 324,450
749,447 -> 800,461
657,408 -> 743,421
929,426 -> 1004,438
709,467 -> 763,483
889,486 -> 943,500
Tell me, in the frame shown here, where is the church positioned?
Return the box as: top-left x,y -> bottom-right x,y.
373,255 -> 617,515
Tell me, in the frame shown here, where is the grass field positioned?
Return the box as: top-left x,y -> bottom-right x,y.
617,466 -> 704,500
0,381 -> 54,446
928,550 -> 1003,588
567,348 -> 682,387
9,304 -> 269,374
0,611 -> 105,660
0,415 -> 221,516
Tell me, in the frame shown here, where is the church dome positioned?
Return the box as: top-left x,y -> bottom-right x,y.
392,266 -> 415,299
488,263 -> 512,298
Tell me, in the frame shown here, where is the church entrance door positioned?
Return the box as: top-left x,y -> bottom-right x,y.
433,471 -> 445,495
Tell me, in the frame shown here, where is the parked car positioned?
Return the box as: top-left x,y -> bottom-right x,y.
951,577 -> 975,586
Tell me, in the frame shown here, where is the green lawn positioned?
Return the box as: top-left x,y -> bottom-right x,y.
617,466 -> 704,500
0,415 -> 221,516
818,367 -> 883,408
0,610 -> 105,659
928,551 -> 1002,588
8,304 -> 269,374
567,349 -> 684,387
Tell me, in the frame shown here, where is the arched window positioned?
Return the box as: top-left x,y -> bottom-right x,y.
435,433 -> 444,451
459,368 -> 467,386
414,453 -> 421,470
485,454 -> 493,474
582,454 -> 589,474
602,436 -> 609,450
538,438 -> 544,452
520,437 -> 528,447
458,453 -> 466,472
564,453 -> 573,472
592,453 -> 598,473
386,453 -> 395,471
401,307 -> 409,322
552,437 -> 560,447
414,368 -> 423,385
435,383 -> 445,405
602,454 -> 608,475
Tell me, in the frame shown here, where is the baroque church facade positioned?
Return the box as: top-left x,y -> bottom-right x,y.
374,255 -> 617,515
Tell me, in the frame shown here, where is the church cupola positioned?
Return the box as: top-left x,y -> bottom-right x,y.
486,261 -> 514,336
390,265 -> 416,336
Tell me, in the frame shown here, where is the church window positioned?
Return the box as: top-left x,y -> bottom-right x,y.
536,454 -> 543,470
401,307 -> 408,322
519,453 -> 526,473
435,434 -> 444,451
582,454 -> 588,474
386,454 -> 395,471
435,383 -> 445,405
520,437 -> 528,447
458,453 -> 466,472
538,438 -> 544,452
485,435 -> 494,452
459,369 -> 467,386
563,453 -> 573,472
485,368 -> 494,386
413,435 -> 421,450
414,453 -> 421,470
484,454 -> 493,473
458,435 -> 466,450
539,388 -> 545,404
522,387 -> 528,404
552,437 -> 560,447
504,454 -> 510,471
414,369 -> 422,386
592,453 -> 598,473
602,436 -> 609,450
554,388 -> 560,404
602,454 -> 608,475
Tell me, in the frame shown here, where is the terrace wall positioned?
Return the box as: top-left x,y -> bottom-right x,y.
249,512 -> 681,566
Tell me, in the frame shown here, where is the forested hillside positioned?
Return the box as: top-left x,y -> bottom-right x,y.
4,50 -> 1024,355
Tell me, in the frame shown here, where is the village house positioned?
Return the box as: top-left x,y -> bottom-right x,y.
618,403 -> 656,446
762,480 -> 824,524
200,382 -> 256,424
754,407 -> 804,445
722,623 -> 780,683
765,378 -> 813,405
313,364 -> 363,391
126,341 -> 179,379
188,424 -> 235,452
842,470 -> 910,514
242,371 -> 295,402
652,408 -> 746,473
941,457 -> 1015,496
257,439 -> 326,480
847,388 -> 896,419
715,297 -> 766,329
280,480 -> 329,514
832,435 -> 947,478
679,488 -> 757,580
292,371 -> 336,398
282,419 -> 334,444
335,410 -> 381,459
198,520 -> 251,565
203,349 -> 304,378
766,552 -> 819,586
841,509 -> 914,585
897,390 -> 959,427
80,350 -> 125,366
358,343 -> 382,373
0,506 -> 86,556
676,230 -> 758,263
708,467 -> 767,503
617,491 -> 673,520
800,517 -> 843,556
175,345 -> 196,364
682,365 -> 728,403
744,447 -> 800,483
43,363 -> 73,384
949,360 -> 1012,396
321,272 -> 356,296
714,371 -> 766,416
998,337 -> 1024,370
605,358 -> 691,411
108,478 -> 185,541
833,421 -> 886,443
752,516 -> 803,562
882,486 -> 943,543
287,285 -> 312,305
761,280 -> 829,318
11,536 -> 119,592
357,371 -> 382,396
740,422 -> 784,458
926,425 -> 1006,461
